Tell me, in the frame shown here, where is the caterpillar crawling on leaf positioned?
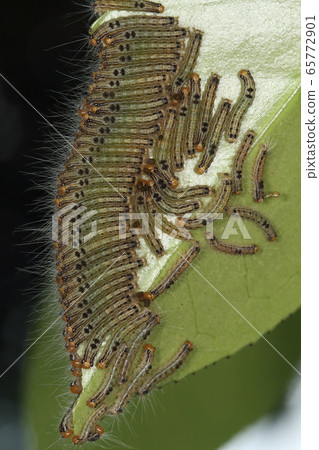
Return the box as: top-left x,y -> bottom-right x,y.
54,0 -> 278,444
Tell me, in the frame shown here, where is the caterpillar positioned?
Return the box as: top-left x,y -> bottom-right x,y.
253,143 -> 280,202
232,130 -> 256,195
54,0 -> 278,444
195,99 -> 232,174
253,143 -> 268,202
185,72 -> 201,157
94,0 -> 165,15
194,73 -> 220,152
225,69 -> 256,143
225,206 -> 277,241
208,234 -> 259,255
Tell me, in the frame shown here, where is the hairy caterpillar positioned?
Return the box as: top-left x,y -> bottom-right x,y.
232,130 -> 256,195
225,206 -> 277,241
53,0 -> 279,444
253,143 -> 280,203
195,99 -> 232,174
208,234 -> 259,255
225,69 -> 256,143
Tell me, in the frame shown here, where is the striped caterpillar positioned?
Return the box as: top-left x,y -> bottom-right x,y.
55,0 -> 279,444
252,144 -> 280,203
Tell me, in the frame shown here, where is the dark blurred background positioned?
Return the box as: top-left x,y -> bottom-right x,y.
0,1 -> 90,445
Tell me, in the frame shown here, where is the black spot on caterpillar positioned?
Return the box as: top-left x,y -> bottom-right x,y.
55,1 -> 278,444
